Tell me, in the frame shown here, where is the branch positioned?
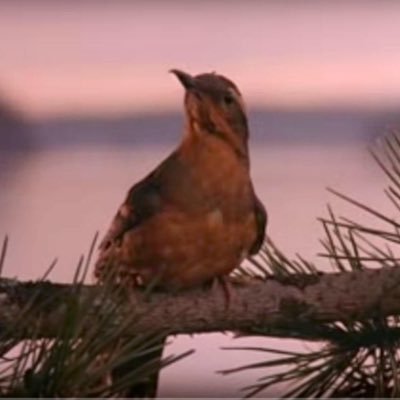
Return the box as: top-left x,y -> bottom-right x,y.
1,265 -> 400,339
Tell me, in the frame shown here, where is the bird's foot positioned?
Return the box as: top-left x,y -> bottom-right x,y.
210,276 -> 235,310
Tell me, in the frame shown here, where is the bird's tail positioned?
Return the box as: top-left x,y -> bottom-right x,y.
111,337 -> 166,398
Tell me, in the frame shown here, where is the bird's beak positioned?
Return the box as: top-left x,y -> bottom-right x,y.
170,69 -> 196,90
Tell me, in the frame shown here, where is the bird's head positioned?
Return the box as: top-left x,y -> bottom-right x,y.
171,69 -> 249,158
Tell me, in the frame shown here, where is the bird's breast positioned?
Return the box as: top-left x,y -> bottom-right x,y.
114,135 -> 258,289
206,207 -> 224,227
178,134 -> 253,219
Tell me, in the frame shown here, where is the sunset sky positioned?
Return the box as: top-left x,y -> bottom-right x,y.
1,1 -> 400,118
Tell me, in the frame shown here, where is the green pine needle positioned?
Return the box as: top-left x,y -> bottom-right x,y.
224,131 -> 400,398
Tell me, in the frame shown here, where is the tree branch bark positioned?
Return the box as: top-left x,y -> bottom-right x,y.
1,266 -> 400,339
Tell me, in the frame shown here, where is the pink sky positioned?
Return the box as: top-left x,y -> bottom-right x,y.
1,1 -> 400,118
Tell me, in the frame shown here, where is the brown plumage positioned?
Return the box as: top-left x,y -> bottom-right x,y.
94,69 -> 266,397
95,69 -> 266,290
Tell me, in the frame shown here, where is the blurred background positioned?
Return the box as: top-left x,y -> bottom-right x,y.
1,0 -> 400,396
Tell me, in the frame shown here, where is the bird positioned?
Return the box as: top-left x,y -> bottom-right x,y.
94,69 -> 267,397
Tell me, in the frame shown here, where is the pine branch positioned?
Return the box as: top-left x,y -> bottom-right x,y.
0,236 -> 193,397
222,131 -> 400,398
1,132 -> 400,397
1,265 -> 400,339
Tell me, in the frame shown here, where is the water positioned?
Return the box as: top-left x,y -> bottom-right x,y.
0,111 -> 394,396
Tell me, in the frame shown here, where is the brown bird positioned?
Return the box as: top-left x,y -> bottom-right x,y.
94,69 -> 267,397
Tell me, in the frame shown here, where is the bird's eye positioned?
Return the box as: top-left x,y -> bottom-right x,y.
223,94 -> 234,106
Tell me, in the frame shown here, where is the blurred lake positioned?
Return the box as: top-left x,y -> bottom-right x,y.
0,109 -> 398,396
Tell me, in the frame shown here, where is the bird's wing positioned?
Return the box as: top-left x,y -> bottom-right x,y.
98,173 -> 162,252
249,194 -> 267,255
95,151 -> 190,283
96,168 -> 169,398
98,152 -> 186,252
